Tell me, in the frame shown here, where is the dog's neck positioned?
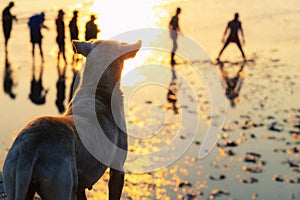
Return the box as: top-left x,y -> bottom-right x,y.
95,66 -> 123,107
65,61 -> 124,118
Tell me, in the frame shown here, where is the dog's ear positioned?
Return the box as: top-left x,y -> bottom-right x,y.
72,40 -> 101,57
121,40 -> 142,59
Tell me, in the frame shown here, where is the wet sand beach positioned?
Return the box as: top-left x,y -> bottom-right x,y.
0,0 -> 299,199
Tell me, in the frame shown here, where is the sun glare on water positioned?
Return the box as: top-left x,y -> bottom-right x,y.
89,0 -> 172,85
90,0 -> 168,38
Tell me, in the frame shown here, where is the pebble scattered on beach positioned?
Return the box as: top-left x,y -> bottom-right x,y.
209,189 -> 230,200
240,176 -> 259,184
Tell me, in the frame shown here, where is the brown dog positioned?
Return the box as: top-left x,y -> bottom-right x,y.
3,40 -> 141,200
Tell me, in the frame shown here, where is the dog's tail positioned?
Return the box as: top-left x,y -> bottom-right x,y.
3,132 -> 39,200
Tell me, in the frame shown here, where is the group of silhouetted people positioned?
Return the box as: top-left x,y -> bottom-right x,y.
167,8 -> 247,111
54,9 -> 100,64
169,7 -> 246,65
2,2 -> 100,64
1,2 -> 98,112
2,2 -> 246,65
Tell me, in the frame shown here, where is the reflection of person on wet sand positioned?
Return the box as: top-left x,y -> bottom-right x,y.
219,61 -> 245,107
3,55 -> 16,99
2,2 -> 17,52
69,67 -> 80,102
169,7 -> 181,65
56,64 -> 67,113
217,13 -> 246,61
167,68 -> 179,114
29,63 -> 48,105
28,12 -> 49,62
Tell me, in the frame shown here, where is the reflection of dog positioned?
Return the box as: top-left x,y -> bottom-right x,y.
3,40 -> 141,199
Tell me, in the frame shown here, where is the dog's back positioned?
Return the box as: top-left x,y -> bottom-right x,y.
3,116 -> 78,200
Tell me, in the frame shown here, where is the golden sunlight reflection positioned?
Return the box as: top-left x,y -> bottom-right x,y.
90,0 -> 174,82
91,0 -> 168,39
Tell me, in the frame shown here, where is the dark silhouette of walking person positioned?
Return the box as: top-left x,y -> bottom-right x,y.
69,10 -> 79,64
85,15 -> 100,41
2,2 -> 17,52
169,7 -> 181,66
55,9 -> 67,64
28,12 -> 49,63
217,13 -> 246,61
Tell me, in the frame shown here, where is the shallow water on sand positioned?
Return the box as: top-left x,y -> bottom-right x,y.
0,0 -> 300,199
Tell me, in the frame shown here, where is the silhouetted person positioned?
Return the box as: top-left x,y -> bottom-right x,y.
56,64 -> 67,113
2,2 -> 17,52
55,9 -> 67,64
217,13 -> 246,61
28,12 -> 48,63
3,54 -> 16,99
69,10 -> 79,64
29,63 -> 48,105
167,68 -> 179,114
85,15 -> 100,41
169,7 -> 181,65
219,61 -> 245,107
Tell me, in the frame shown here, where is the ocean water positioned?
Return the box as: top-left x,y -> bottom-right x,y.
0,0 -> 299,199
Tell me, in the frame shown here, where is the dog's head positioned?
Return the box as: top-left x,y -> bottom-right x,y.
73,40 -> 142,84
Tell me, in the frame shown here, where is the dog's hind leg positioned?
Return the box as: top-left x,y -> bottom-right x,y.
38,159 -> 78,200
108,168 -> 124,200
3,149 -> 38,200
2,168 -> 16,200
